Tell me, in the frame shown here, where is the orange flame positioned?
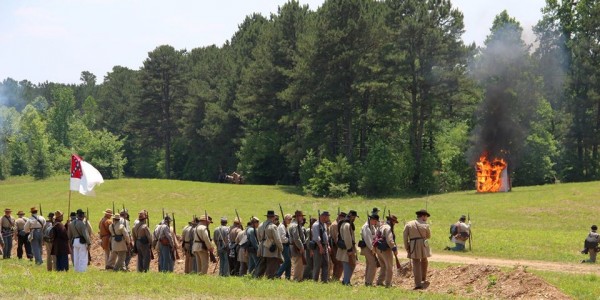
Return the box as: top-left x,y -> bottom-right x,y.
476,153 -> 508,192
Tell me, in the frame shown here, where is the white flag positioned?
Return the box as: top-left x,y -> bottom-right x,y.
70,154 -> 104,196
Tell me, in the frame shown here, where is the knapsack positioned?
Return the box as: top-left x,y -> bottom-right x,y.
43,223 -> 54,243
450,223 -> 458,236
584,234 -> 599,249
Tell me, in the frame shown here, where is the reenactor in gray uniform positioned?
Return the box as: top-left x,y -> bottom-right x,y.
259,211 -> 283,279
289,210 -> 306,281
228,218 -> 243,276
337,210 -> 358,285
181,217 -> 197,274
1,208 -> 15,259
360,213 -> 380,286
376,214 -> 399,287
246,217 -> 260,274
67,209 -> 92,272
24,206 -> 46,265
403,209 -> 432,290
303,217 -> 316,280
132,210 -> 153,272
192,215 -> 215,275
312,211 -> 331,283
42,212 -> 55,270
213,217 -> 230,276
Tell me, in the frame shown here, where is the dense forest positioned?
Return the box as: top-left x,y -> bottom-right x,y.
0,0 -> 598,197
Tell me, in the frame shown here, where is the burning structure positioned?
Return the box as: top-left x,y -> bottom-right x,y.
476,153 -> 509,192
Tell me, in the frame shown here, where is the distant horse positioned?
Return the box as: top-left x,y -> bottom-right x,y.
224,172 -> 244,184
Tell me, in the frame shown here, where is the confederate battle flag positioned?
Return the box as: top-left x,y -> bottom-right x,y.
70,154 -> 104,196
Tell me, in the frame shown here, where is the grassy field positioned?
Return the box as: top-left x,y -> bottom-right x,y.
1,175 -> 597,262
0,258 -> 457,299
1,176 -> 600,298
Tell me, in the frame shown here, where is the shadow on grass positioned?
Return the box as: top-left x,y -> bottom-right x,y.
277,184 -> 426,200
276,185 -> 305,196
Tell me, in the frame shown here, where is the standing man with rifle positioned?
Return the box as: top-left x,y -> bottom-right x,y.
312,211 -> 331,283
259,210 -> 283,279
132,210 -> 153,272
337,210 -> 358,285
24,206 -> 46,266
361,211 -> 380,286
108,212 -> 131,272
329,211 -> 346,281
213,217 -> 230,276
181,216 -> 197,274
288,210 -> 307,281
228,215 -> 243,276
275,204 -> 292,280
98,209 -> 113,269
302,216 -> 316,280
246,216 -> 260,275
193,212 -> 216,275
156,215 -> 176,272
376,214 -> 399,288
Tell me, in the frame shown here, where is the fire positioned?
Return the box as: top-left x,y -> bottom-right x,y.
476,153 -> 509,192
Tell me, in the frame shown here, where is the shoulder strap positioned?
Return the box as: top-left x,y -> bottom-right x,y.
4,215 -> 14,227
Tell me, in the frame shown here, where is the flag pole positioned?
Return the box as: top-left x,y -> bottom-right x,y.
68,190 -> 72,223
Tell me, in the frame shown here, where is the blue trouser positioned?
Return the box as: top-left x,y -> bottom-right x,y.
31,229 -> 43,264
158,244 -> 174,272
342,261 -> 352,285
312,250 -> 329,283
218,250 -> 230,276
451,243 -> 465,251
248,252 -> 258,274
56,254 -> 69,271
275,244 -> 291,279
2,234 -> 12,258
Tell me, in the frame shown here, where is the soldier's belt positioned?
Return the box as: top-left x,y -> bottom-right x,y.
409,237 -> 423,241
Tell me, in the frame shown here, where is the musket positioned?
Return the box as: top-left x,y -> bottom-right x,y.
147,211 -> 154,260
382,206 -> 387,220
468,212 -> 472,251
112,202 -> 115,216
86,208 -> 89,221
122,203 -> 125,212
162,208 -> 165,220
39,203 -> 43,217
387,210 -> 401,270
172,212 -> 180,260
235,209 -> 243,230
278,204 -> 286,227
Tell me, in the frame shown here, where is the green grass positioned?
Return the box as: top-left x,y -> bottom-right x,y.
534,270 -> 600,300
0,259 -> 457,299
1,176 -> 597,263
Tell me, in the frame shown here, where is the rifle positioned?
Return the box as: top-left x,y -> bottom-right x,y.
206,210 -> 217,263
112,202 -> 115,216
278,204 -> 286,227
173,212 -> 180,260
235,209 -> 243,230
162,208 -> 165,220
39,203 -> 43,217
148,211 -> 154,260
468,212 -> 472,251
382,206 -> 387,221
388,210 -> 401,270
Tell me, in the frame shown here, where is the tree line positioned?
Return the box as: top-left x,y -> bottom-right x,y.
0,0 -> 598,197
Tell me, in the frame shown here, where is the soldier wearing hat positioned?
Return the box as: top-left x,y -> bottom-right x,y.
181,216 -> 197,274
98,209 -> 114,268
1,208 -> 15,259
132,210 -> 153,272
14,210 -> 33,260
376,214 -> 399,287
337,210 -> 358,285
329,211 -> 346,281
192,214 -> 215,274
108,212 -> 131,272
582,225 -> 600,263
228,217 -> 243,276
213,217 -> 230,276
24,206 -> 46,265
67,209 -> 91,272
403,209 -> 432,290
312,211 -> 331,283
257,210 -> 283,279
118,209 -> 133,270
236,221 -> 250,275
155,215 -> 175,272
246,216 -> 260,275
302,217 -> 317,280
51,211 -> 70,271
43,212 -> 55,271
361,212 -> 380,286
445,215 -> 471,252
275,213 -> 292,280
289,210 -> 306,281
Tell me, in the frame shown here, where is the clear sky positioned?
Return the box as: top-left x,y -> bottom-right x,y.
0,0 -> 546,85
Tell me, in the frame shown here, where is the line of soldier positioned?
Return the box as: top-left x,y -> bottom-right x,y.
1,205 -> 433,289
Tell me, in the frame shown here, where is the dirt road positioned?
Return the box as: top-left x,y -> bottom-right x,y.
430,252 -> 600,275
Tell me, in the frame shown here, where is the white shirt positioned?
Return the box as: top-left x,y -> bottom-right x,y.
24,214 -> 46,232
277,223 -> 289,244
361,221 -> 376,250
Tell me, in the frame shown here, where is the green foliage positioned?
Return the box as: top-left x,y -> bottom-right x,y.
47,87 -> 76,148
20,105 -> 52,179
304,154 -> 354,198
358,139 -> 403,196
299,149 -> 318,187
